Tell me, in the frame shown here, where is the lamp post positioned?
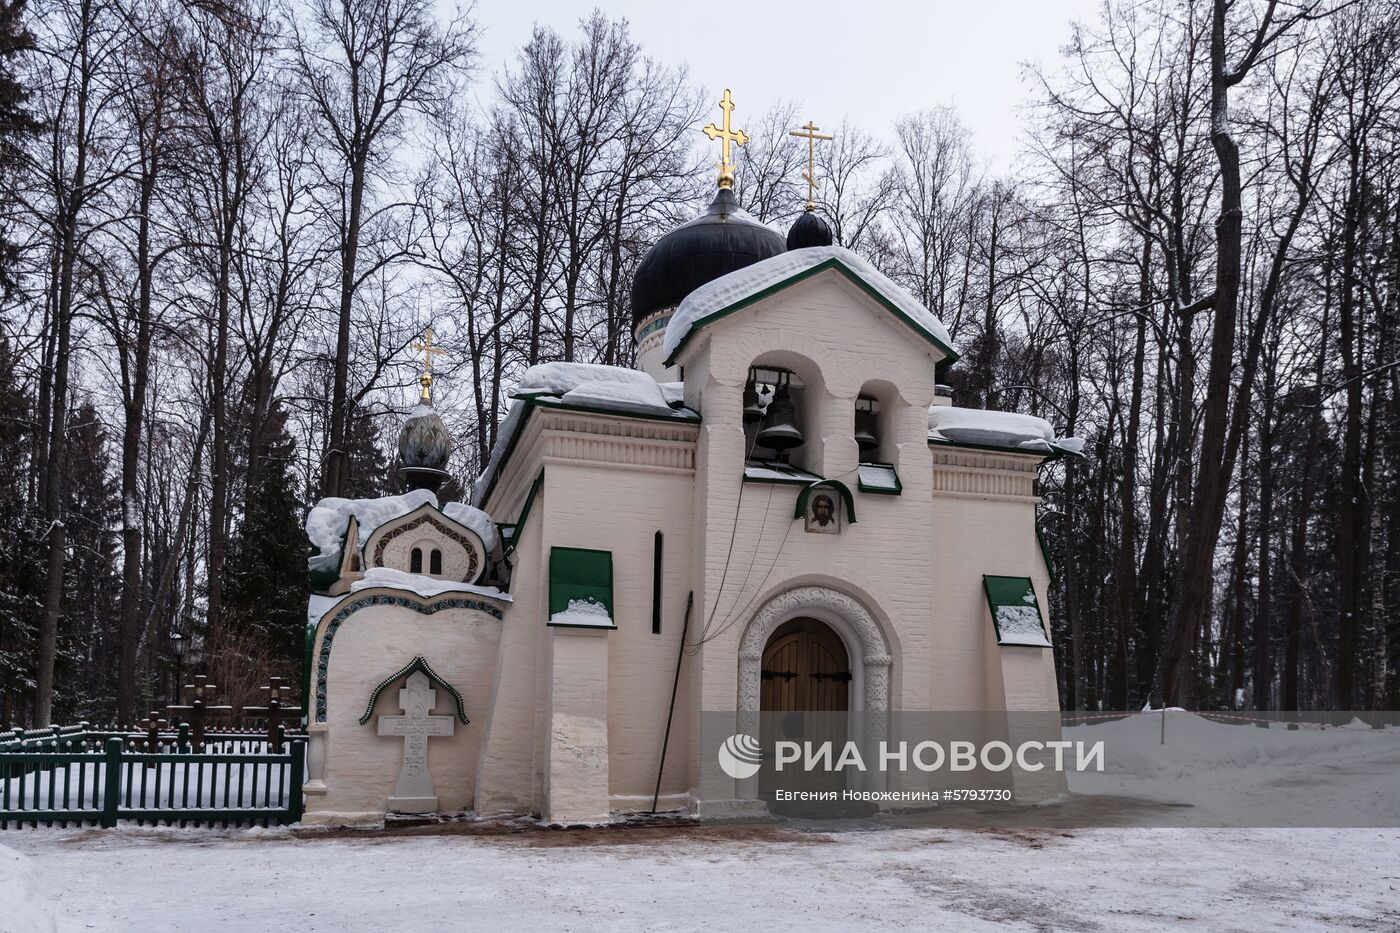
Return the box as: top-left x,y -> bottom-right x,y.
170,631 -> 185,704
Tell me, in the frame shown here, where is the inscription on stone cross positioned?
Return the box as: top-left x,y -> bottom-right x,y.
377,671 -> 454,813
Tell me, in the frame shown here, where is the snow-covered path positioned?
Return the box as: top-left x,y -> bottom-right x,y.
4,824 -> 1399,932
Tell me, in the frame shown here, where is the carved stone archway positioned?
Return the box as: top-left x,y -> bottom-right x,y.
737,585 -> 892,716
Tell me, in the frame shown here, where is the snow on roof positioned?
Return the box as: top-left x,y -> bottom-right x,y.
473,366 -> 699,507
511,361 -> 673,416
472,399 -> 526,507
305,489 -> 437,574
349,567 -> 511,602
305,490 -> 499,575
928,405 -> 1084,457
662,245 -> 957,362
441,501 -> 500,553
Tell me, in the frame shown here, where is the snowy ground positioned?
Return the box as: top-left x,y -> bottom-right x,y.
3,822 -> 1399,932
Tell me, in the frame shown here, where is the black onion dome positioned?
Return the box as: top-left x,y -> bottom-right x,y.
630,188 -> 786,329
786,210 -> 833,250
397,401 -> 451,491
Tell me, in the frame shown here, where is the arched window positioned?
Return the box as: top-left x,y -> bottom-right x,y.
429,548 -> 443,576
410,547 -> 423,574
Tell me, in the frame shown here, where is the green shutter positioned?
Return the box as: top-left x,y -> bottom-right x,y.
549,547 -> 614,618
982,575 -> 1051,647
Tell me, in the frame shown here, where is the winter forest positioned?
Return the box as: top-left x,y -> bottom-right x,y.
0,0 -> 1397,727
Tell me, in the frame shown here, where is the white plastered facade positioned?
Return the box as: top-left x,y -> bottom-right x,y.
304,263 -> 1065,825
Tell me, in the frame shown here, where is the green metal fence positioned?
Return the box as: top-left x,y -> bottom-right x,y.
1,727 -> 305,829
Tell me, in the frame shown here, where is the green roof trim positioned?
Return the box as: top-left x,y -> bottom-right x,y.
928,435 -> 1081,461
793,479 -> 857,523
663,257 -> 960,367
358,656 -> 469,725
503,469 -> 545,557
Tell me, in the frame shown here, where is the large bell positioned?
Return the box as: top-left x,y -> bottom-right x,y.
855,401 -> 879,456
756,386 -> 804,452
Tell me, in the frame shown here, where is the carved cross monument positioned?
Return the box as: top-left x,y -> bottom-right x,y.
377,671 -> 454,813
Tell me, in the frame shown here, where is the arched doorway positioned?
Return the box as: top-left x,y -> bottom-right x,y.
760,618 -> 850,801
760,618 -> 850,713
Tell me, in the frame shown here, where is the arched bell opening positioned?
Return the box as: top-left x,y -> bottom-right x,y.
744,352 -> 826,475
856,380 -> 900,467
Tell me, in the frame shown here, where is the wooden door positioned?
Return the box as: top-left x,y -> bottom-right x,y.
760,618 -> 851,712
760,619 -> 850,800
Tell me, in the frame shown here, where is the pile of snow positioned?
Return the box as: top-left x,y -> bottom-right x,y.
548,597 -> 614,628
928,405 -> 1083,455
994,599 -> 1051,647
349,567 -> 510,602
442,500 -> 500,553
306,489 -> 437,574
657,381 -> 685,408
1066,709 -> 1400,825
306,490 -> 500,574
511,361 -> 674,416
663,246 -> 955,360
0,844 -> 76,933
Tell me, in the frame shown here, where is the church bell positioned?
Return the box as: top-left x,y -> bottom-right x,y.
756,385 -> 804,453
855,397 -> 879,456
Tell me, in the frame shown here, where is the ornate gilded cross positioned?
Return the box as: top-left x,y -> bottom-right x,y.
703,89 -> 749,190
788,120 -> 833,211
412,327 -> 445,402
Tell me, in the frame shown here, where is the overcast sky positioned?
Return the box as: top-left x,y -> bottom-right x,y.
470,0 -> 1104,169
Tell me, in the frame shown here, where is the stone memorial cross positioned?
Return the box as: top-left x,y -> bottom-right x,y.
377,671 -> 454,813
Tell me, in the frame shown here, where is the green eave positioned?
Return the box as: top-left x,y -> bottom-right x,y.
663,257 -> 961,367
359,656 -> 469,725
928,436 -> 1077,462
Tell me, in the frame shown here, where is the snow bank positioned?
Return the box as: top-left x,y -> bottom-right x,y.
663,246 -> 955,360
857,463 -> 899,491
349,567 -> 511,602
512,362 -> 673,416
0,844 -> 74,933
548,597 -> 614,628
307,489 -> 501,575
658,381 -> 685,407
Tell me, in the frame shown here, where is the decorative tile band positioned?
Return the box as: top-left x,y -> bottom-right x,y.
314,593 -> 505,723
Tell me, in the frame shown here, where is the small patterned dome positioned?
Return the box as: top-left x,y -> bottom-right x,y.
398,403 -> 451,490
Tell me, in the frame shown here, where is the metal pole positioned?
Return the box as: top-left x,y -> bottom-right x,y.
651,592 -> 693,814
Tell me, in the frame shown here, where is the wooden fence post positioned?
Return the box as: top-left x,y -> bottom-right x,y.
101,737 -> 122,828
287,739 -> 306,824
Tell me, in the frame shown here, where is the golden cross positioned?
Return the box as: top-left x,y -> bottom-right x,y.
702,89 -> 749,190
412,327 -> 445,401
788,120 -> 833,210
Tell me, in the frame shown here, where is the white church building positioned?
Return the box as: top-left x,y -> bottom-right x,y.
300,96 -> 1081,825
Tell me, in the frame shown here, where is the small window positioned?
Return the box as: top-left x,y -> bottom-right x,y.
410,547 -> 423,574
429,548 -> 443,575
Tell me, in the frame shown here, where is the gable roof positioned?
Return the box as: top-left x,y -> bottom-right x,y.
662,246 -> 960,366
